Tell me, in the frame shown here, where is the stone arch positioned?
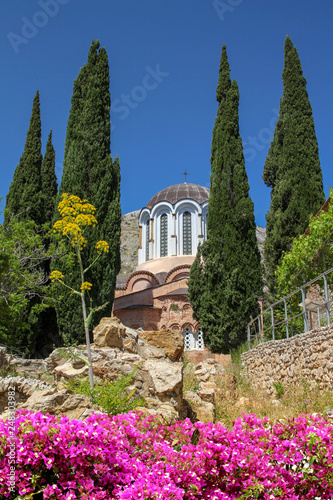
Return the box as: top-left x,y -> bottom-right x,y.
124,271 -> 159,292
146,323 -> 158,331
164,265 -> 192,284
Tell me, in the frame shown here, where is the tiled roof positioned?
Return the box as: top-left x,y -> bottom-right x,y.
147,183 -> 209,209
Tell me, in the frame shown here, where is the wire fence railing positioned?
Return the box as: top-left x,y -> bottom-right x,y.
0,343 -> 26,358
247,267 -> 333,350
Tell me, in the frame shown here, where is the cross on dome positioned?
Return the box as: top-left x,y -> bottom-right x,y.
181,169 -> 190,183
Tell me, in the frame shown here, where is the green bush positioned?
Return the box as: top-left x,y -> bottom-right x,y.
67,367 -> 145,415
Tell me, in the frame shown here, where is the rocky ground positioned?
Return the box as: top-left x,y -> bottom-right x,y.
0,318 -> 228,423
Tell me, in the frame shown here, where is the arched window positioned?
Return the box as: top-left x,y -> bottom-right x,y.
145,220 -> 150,261
195,330 -> 204,351
160,213 -> 168,257
183,326 -> 194,351
183,211 -> 192,255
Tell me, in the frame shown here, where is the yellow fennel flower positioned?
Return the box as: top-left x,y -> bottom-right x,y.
50,270 -> 64,282
80,281 -> 93,292
95,240 -> 109,254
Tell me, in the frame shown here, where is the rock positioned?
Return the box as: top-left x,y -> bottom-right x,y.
18,389 -> 103,421
195,402 -> 215,423
0,318 -> 186,421
183,391 -> 215,422
137,340 -> 165,360
54,361 -> 89,380
139,329 -> 184,361
145,360 -> 182,395
235,397 -> 251,408
93,317 -> 125,348
197,387 -> 215,403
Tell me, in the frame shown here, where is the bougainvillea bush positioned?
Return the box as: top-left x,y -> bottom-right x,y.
1,410 -> 333,499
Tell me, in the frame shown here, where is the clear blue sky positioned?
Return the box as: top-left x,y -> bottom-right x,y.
1,0 -> 332,227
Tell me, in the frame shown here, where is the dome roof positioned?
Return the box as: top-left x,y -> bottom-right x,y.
147,183 -> 209,209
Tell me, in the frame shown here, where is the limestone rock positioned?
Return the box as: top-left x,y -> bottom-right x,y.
235,397 -> 251,408
137,339 -> 165,360
145,360 -> 182,394
139,329 -> 184,361
54,361 -> 89,380
197,386 -> 215,403
93,317 -> 125,348
18,389 -> 103,420
184,391 -> 215,422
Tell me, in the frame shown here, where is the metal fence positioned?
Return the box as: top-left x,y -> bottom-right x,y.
247,266 -> 333,350
0,343 -> 26,358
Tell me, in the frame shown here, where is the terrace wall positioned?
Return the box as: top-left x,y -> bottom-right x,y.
241,324 -> 333,393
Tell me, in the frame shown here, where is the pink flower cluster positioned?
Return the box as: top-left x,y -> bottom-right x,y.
1,409 -> 333,499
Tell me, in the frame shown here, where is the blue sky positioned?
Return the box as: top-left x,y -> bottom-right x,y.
1,0 -> 332,227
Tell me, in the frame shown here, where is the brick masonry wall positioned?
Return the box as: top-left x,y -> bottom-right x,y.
241,324 -> 333,393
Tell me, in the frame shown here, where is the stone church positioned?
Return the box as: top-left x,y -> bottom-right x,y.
113,181 -> 265,362
113,182 -> 209,354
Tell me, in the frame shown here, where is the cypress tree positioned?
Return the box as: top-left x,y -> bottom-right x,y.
188,45 -> 262,354
263,36 -> 325,290
6,91 -> 42,225
41,130 -> 58,225
56,40 -> 121,343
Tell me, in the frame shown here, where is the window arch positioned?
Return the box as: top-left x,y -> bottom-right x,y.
160,213 -> 168,257
195,329 -> 204,351
145,219 -> 150,261
183,326 -> 194,351
183,211 -> 192,255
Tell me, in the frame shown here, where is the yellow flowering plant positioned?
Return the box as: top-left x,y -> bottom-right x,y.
52,193 -> 110,388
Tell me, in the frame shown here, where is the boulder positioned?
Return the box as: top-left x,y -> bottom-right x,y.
145,360 -> 183,394
19,389 -> 103,420
139,329 -> 184,361
93,317 -> 125,348
183,391 -> 215,422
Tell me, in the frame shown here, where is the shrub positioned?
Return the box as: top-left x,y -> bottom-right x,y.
67,368 -> 145,416
2,410 -> 333,498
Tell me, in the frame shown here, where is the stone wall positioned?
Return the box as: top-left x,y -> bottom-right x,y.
241,324 -> 333,393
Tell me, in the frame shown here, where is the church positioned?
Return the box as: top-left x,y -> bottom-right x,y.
113,181 -> 210,355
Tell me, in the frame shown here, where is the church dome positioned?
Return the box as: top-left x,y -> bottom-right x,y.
147,183 -> 209,209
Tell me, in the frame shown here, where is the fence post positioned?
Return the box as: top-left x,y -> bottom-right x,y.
323,271 -> 331,326
301,286 -> 308,332
247,324 -> 251,350
258,316 -> 262,344
283,298 -> 289,339
270,306 -> 275,341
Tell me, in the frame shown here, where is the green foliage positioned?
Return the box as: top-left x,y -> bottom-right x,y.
277,189 -> 333,292
272,380 -> 285,399
5,91 -> 43,226
55,40 -> 121,344
0,211 -> 55,350
67,368 -> 145,416
188,45 -> 262,354
263,36 -> 325,292
41,130 -> 58,225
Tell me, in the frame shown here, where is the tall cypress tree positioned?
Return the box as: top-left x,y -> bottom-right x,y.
41,130 -> 58,225
263,36 -> 325,290
6,91 -> 42,225
56,40 -> 121,343
188,45 -> 262,354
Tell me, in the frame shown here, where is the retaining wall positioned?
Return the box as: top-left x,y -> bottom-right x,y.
241,324 -> 333,393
